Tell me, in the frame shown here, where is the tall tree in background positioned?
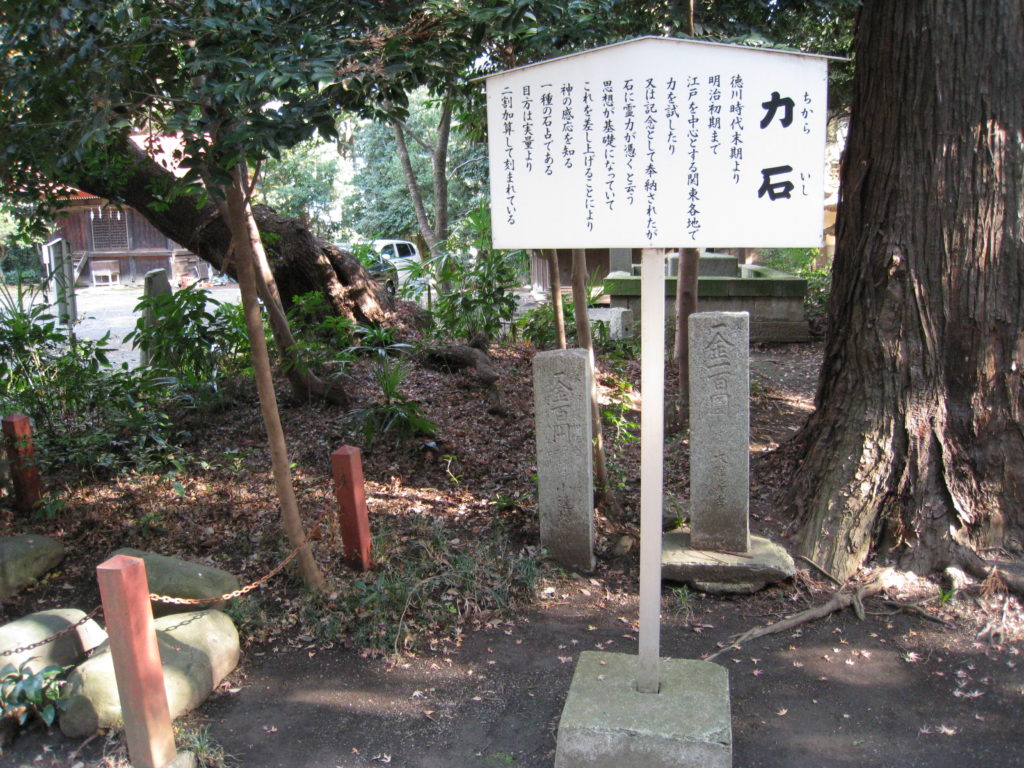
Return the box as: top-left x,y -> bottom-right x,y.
344,91 -> 487,243
784,1 -> 1024,586
256,139 -> 343,241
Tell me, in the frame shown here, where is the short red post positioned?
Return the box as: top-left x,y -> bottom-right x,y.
2,414 -> 42,514
331,446 -> 372,571
96,555 -> 178,768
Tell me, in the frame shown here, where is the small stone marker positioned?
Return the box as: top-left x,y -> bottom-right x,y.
96,554 -> 181,768
2,414 -> 42,514
140,269 -> 173,367
533,349 -> 595,572
689,312 -> 750,553
331,446 -> 372,571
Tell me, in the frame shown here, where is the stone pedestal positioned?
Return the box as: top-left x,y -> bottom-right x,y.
555,652 -> 731,768
689,312 -> 749,552
534,349 -> 595,572
662,530 -> 795,594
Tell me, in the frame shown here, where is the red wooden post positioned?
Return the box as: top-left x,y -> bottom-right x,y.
96,555 -> 178,768
2,414 -> 42,514
331,446 -> 372,571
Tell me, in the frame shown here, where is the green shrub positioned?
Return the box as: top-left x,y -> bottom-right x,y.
1,661 -> 68,734
299,516 -> 538,655
411,204 -> 526,344
346,357 -> 435,444
758,247 -> 832,323
0,283 -> 177,478
125,284 -> 250,404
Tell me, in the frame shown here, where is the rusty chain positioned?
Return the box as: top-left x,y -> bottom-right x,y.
1,524 -> 323,655
0,605 -> 103,659
149,522 -> 322,606
149,542 -> 303,605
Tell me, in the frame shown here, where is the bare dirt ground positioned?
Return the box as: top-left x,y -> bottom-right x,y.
3,328 -> 1023,768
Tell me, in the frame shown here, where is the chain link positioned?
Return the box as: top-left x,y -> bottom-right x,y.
0,605 -> 103,659
149,545 -> 302,605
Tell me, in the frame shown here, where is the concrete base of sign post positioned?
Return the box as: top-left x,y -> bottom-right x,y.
554,651 -> 731,768
166,752 -> 198,768
661,529 -> 795,595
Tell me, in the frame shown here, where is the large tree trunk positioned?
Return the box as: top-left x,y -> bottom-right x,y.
783,1 -> 1024,581
64,138 -> 388,323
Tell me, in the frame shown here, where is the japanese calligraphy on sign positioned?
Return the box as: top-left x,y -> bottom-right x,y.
482,37 -> 830,248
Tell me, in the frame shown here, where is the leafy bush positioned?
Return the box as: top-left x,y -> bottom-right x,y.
284,290 -> 358,377
516,293 -> 576,349
1,661 -> 68,735
0,283 -> 177,479
758,247 -> 832,323
516,270 -> 605,349
409,204 -> 525,343
125,284 -> 250,404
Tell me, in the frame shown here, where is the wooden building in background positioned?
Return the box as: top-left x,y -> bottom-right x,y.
56,190 -> 209,287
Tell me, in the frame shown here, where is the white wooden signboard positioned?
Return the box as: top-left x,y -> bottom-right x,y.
483,37 -> 829,249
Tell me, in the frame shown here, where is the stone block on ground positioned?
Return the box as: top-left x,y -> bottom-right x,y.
662,530 -> 795,594
0,535 -> 64,601
555,651 -> 731,768
0,609 -> 106,673
60,609 -> 240,738
111,548 -> 239,614
533,349 -> 595,572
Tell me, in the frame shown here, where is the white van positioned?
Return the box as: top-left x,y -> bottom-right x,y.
372,240 -> 419,286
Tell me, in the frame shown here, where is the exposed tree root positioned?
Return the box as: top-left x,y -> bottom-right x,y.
705,569 -> 893,662
956,548 -> 1024,600
420,344 -> 506,415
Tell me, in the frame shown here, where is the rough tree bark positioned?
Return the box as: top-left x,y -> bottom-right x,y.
783,1 -> 1024,582
64,138 -> 389,323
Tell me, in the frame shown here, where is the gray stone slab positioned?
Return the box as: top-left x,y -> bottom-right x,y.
689,312 -> 750,552
60,609 -> 240,738
140,269 -> 173,366
699,253 -> 740,277
0,535 -> 64,601
662,530 -> 795,594
555,651 -> 731,768
609,248 -> 633,274
587,307 -> 634,340
534,349 -> 595,572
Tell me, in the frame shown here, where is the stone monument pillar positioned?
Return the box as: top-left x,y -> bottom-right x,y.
533,349 -> 595,572
689,312 -> 750,552
662,310 -> 795,593
140,269 -> 173,367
